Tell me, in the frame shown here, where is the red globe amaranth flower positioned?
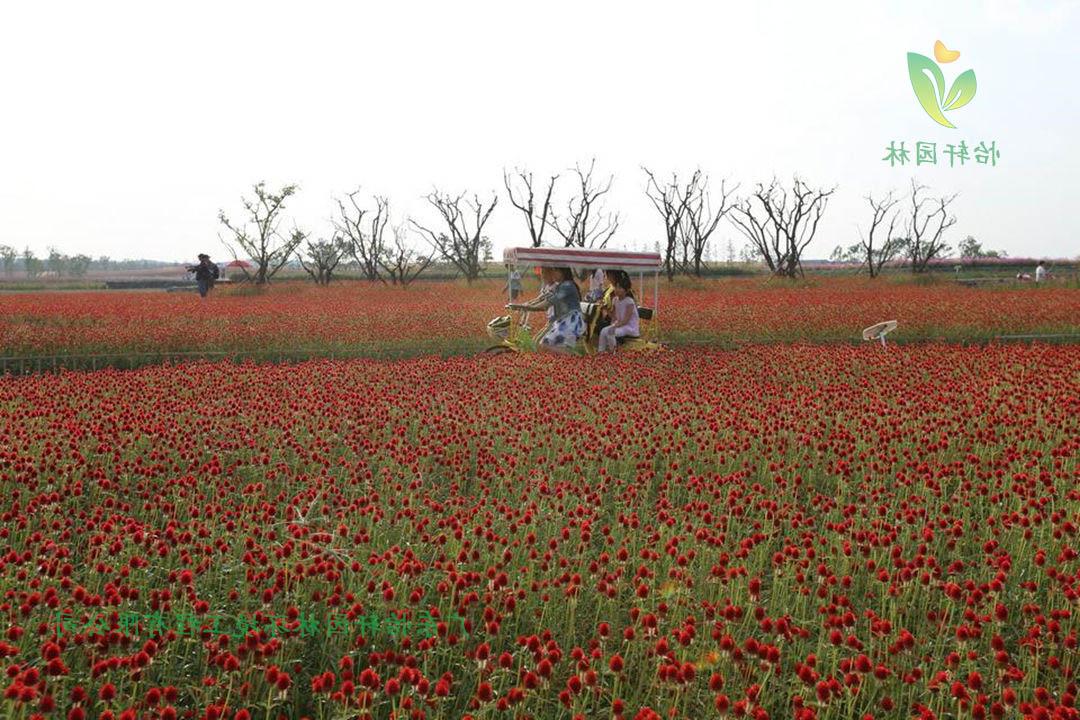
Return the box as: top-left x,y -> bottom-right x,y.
609,654 -> 624,673
0,341 -> 1075,720
4,279 -> 1078,356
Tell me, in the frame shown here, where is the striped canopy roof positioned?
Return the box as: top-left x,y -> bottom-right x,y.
502,246 -> 663,272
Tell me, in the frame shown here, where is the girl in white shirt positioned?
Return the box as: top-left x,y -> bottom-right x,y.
598,274 -> 639,353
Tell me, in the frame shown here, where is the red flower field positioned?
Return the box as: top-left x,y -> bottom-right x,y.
1,278 -> 1077,360
1,343 -> 1077,719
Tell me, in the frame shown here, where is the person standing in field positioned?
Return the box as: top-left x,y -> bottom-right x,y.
502,269 -> 523,301
1035,261 -> 1047,283
189,253 -> 219,299
505,267 -> 555,337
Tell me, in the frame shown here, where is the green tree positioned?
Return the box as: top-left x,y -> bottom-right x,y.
23,248 -> 43,278
297,234 -> 349,286
68,254 -> 93,278
958,235 -> 1006,262
0,245 -> 16,277
830,243 -> 862,263
46,246 -> 67,277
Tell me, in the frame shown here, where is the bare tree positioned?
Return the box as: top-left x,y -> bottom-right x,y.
856,191 -> 904,278
410,189 -> 497,283
546,159 -> 619,249
218,182 -> 304,284
681,173 -> 738,276
298,233 -> 348,285
903,179 -> 958,273
380,222 -> 434,286
729,176 -> 836,278
643,168 -> 694,280
504,168 -> 558,247
335,190 -> 390,283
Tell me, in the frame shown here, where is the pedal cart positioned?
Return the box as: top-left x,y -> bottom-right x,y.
484,246 -> 666,355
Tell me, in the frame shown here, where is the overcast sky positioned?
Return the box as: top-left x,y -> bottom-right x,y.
1,0 -> 1076,262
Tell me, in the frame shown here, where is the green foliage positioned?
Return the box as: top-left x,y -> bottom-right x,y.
67,254 -> 93,278
958,235 -> 1006,261
509,325 -> 538,353
22,248 -> 43,279
0,245 -> 16,276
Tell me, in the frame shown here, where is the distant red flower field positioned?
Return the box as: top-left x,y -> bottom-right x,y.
1,278 -> 1077,358
1,344 -> 1077,719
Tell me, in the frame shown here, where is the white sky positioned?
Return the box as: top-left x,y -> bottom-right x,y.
1,0 -> 1076,262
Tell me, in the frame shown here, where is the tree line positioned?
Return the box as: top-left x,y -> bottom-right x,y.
222,161 -> 984,286
0,246 -> 183,279
216,183 -> 483,287
1,247 -> 111,279
0,247 -> 94,279
3,161 -> 985,285
828,179 -> 1003,277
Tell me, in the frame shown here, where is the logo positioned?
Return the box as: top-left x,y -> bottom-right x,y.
908,40 -> 977,129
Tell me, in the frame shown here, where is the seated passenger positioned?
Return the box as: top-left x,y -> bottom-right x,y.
585,268 -> 620,342
598,273 -> 639,353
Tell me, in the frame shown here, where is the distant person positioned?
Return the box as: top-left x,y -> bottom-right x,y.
506,267 -> 555,333
188,253 -> 219,298
502,269 -> 523,301
1035,261 -> 1047,283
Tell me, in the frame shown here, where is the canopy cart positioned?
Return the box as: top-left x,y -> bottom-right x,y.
484,246 -> 666,355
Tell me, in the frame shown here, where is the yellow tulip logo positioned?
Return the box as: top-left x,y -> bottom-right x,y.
934,40 -> 961,63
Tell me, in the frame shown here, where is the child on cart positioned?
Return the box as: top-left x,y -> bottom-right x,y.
598,273 -> 639,353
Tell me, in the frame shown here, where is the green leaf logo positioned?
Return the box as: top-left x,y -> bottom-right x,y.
907,48 -> 977,128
